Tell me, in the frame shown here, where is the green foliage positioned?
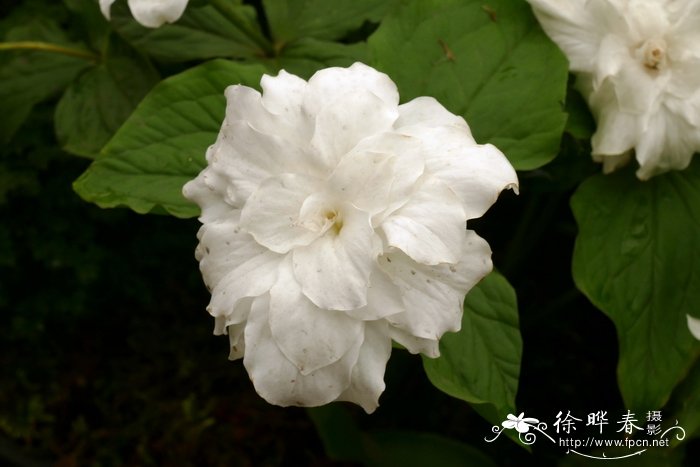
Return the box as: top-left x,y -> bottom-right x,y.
73,60 -> 267,217
55,35 -> 160,158
368,0 -> 569,170
0,18 -> 91,143
572,160 -> 700,411
263,0 -> 396,44
110,0 -> 270,61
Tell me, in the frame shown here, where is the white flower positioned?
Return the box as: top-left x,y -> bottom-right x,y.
528,0 -> 700,180
99,0 -> 188,28
183,62 -> 518,413
502,413 -> 540,433
688,315 -> 700,340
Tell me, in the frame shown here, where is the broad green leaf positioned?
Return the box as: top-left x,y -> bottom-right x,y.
263,0 -> 396,44
364,431 -> 498,467
571,160 -> 700,412
368,0 -> 568,170
665,359 -> 700,442
423,271 -> 521,418
0,18 -> 92,143
112,1 -> 270,61
269,37 -> 367,79
55,36 -> 159,158
73,60 -> 267,217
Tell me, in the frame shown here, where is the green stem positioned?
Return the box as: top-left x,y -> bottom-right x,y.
0,41 -> 98,61
209,0 -> 274,57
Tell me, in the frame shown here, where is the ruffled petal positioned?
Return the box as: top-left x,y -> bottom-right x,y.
527,0 -> 603,72
224,85 -> 315,156
336,320 -> 392,413
127,0 -> 188,28
269,259 -> 364,375
310,89 -> 398,171
244,295 -> 363,408
293,204 -> 377,310
395,96 -> 471,132
345,267 -> 405,321
304,62 -> 399,115
227,322 -> 246,360
387,326 -> 440,358
379,231 -> 492,340
240,174 -> 325,254
201,220 -> 282,318
382,179 -> 466,265
328,132 -> 425,219
396,124 -> 518,220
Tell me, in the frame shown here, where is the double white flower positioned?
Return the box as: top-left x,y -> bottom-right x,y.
184,63 -> 517,412
528,0 -> 700,179
100,0 -> 188,28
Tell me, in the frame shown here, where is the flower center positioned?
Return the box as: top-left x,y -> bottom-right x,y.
323,209 -> 344,236
639,38 -> 667,71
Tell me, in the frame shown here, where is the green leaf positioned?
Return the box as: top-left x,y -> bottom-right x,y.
55,36 -> 159,158
423,271 -> 521,417
112,1 -> 270,61
364,430 -> 499,467
571,161 -> 700,412
665,359 -> 700,442
73,59 -> 267,217
263,0 -> 396,44
270,37 -> 368,79
368,0 -> 568,170
0,18 -> 92,143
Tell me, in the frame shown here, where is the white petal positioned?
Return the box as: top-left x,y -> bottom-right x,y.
224,85 -> 314,157
382,179 -> 466,265
687,315 -> 700,340
240,174 -> 325,254
396,123 -> 518,220
502,420 -> 517,429
387,326 -> 440,358
345,267 -> 405,321
182,164 -> 235,223
635,111 -> 697,179
244,295 -> 363,408
395,96 -> 471,131
310,89 -> 398,170
201,219 -> 282,318
127,0 -> 188,28
213,297 -> 253,335
379,231 -> 492,340
227,323 -> 246,360
268,259 -> 364,375
293,204 -> 377,310
589,82 -> 639,157
304,62 -> 399,115
328,132 -> 425,218
336,321 -> 392,414
527,0 -> 603,72
99,0 -> 116,19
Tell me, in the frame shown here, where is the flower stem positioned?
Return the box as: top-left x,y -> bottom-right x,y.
0,41 -> 98,61
209,0 -> 273,57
